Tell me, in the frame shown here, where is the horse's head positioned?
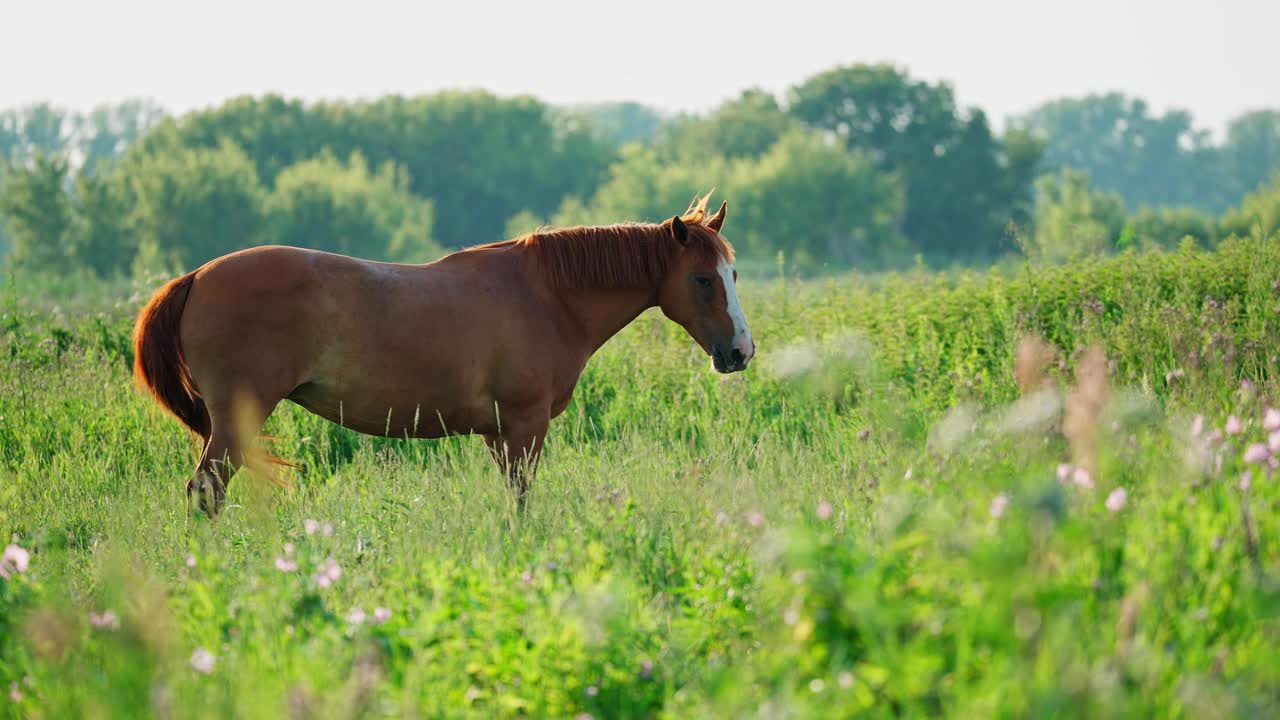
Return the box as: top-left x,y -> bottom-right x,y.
657,201 -> 755,374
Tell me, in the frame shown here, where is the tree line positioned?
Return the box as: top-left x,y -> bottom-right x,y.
2,64 -> 1278,277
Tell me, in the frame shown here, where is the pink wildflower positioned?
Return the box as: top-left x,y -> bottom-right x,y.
1056,463 -> 1072,483
1190,414 -> 1205,437
1243,443 -> 1270,465
816,501 -> 833,520
274,556 -> 298,573
372,607 -> 392,624
313,557 -> 342,588
0,544 -> 29,579
89,610 -> 120,631
347,607 -> 366,625
1268,431 -> 1280,453
745,511 -> 765,528
1266,408 -> 1280,432
304,519 -> 319,535
1226,416 -> 1243,436
1071,467 -> 1094,489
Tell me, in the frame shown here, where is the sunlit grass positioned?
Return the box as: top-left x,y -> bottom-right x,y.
2,238 -> 1279,718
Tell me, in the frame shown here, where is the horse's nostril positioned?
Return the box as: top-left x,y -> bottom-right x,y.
730,348 -> 746,365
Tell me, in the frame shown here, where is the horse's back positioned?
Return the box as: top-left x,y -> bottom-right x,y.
180,244 -> 557,437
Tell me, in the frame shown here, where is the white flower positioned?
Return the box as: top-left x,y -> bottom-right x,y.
190,647 -> 216,674
1190,414 -> 1205,437
1105,487 -> 1127,512
989,493 -> 1010,519
347,607 -> 366,625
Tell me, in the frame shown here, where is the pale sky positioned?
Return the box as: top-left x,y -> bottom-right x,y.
3,0 -> 1278,136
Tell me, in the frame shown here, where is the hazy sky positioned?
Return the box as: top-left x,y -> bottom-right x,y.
4,0 -> 1278,135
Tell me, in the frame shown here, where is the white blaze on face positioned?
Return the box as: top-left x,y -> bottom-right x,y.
717,256 -> 754,362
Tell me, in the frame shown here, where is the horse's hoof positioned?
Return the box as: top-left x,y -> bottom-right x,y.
186,475 -> 226,519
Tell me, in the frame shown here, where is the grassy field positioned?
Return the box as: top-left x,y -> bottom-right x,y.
2,237 -> 1279,718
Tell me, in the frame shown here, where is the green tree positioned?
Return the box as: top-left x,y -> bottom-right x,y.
265,151 -> 439,262
568,102 -> 665,146
138,91 -> 617,248
659,89 -> 794,162
1222,110 -> 1280,197
1014,93 -> 1233,212
550,144 -> 729,228
77,100 -> 167,175
0,153 -> 75,271
1028,168 -> 1127,262
123,140 -> 267,271
68,164 -> 136,275
1219,173 -> 1280,239
732,130 -> 904,267
1120,206 -> 1215,251
789,64 -> 1039,260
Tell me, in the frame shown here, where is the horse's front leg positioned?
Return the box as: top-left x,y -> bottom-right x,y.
484,413 -> 548,512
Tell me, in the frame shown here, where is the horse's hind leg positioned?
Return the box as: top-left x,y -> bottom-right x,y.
187,390 -> 279,518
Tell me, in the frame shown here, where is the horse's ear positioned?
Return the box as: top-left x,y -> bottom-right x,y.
706,201 -> 727,232
670,215 -> 689,246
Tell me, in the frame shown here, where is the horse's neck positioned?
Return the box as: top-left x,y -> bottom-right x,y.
559,286 -> 657,356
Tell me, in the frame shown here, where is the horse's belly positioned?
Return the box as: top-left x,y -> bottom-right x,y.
287,381 -> 498,439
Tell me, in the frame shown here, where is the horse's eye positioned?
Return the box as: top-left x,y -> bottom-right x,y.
695,276 -> 713,288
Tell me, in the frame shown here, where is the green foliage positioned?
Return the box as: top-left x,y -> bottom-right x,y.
731,130 -> 904,268
566,102 -> 665,147
265,151 -> 439,262
659,89 -> 795,162
1223,110 -> 1280,197
0,154 -> 75,271
1121,205 -> 1216,251
2,237 -> 1280,717
1014,92 -> 1236,213
1219,174 -> 1280,240
551,145 -> 729,227
789,64 -> 1040,260
138,92 -> 617,249
123,140 -> 267,272
1029,168 -> 1127,262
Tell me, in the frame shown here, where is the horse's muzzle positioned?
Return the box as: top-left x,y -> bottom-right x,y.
712,344 -> 752,374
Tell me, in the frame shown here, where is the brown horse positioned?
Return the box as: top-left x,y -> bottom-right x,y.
132,197 -> 754,517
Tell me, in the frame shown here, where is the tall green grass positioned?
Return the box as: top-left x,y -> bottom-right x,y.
2,237 -> 1279,718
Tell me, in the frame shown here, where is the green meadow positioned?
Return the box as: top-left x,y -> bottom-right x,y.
2,235 -> 1279,718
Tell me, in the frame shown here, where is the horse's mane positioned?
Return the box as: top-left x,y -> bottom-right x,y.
502,196 -> 735,290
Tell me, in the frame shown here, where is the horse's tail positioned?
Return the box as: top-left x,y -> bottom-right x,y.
132,271 -> 211,441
